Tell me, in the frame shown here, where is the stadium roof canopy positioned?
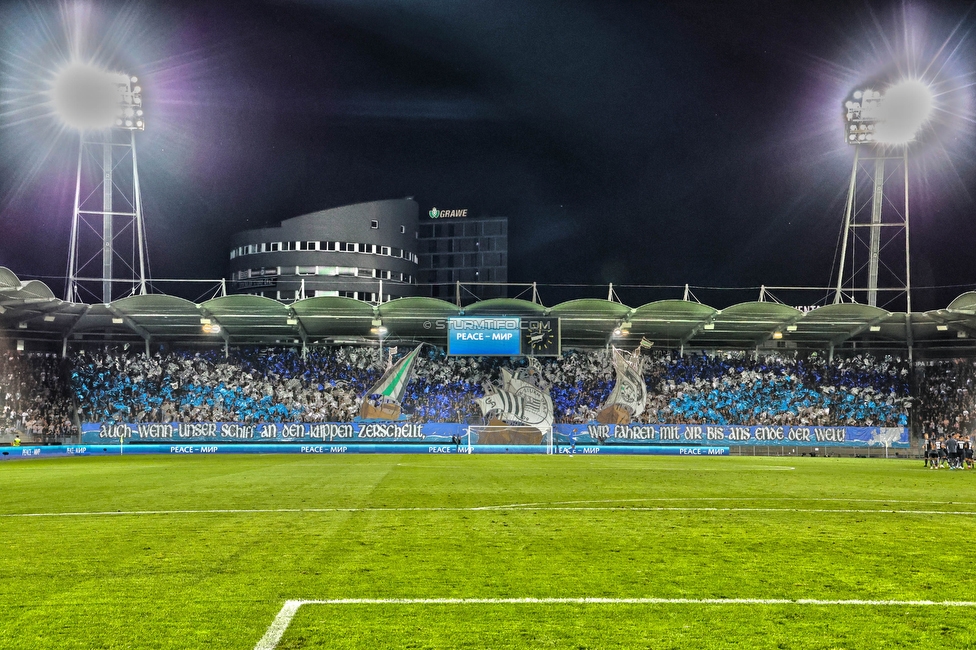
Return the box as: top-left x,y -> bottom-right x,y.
2,268 -> 976,357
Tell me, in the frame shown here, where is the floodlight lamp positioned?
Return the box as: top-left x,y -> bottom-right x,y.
130,76 -> 138,83
612,327 -> 623,337
772,331 -> 783,340
873,79 -> 933,145
843,78 -> 933,146
52,63 -> 120,130
52,62 -> 145,131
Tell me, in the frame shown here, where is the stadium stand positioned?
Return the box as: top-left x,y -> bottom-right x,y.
1,351 -> 76,443
1,347 -> 915,429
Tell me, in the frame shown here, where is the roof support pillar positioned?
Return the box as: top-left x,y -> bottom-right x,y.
905,313 -> 914,363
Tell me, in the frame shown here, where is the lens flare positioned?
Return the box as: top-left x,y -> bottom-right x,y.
874,79 -> 934,145
51,62 -> 119,130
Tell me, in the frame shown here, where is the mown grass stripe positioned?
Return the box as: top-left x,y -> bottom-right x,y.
255,597 -> 976,650
7,505 -> 976,518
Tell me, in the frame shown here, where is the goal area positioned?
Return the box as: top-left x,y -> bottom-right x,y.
463,425 -> 554,454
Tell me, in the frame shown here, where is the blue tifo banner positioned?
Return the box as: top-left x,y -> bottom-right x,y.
0,444 -> 730,459
80,422 -> 909,448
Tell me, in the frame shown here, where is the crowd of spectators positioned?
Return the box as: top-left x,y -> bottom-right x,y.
63,346 -> 913,427
915,359 -> 976,438
7,344 -> 976,439
0,351 -> 76,442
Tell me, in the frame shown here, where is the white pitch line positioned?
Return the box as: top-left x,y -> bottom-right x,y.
8,505 -> 976,518
254,597 -> 976,650
254,600 -> 302,650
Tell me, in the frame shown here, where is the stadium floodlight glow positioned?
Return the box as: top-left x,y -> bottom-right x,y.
51,62 -> 145,132
843,79 -> 932,146
834,76 -> 934,313
63,61 -> 149,304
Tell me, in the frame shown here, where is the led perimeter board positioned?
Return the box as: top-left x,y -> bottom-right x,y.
447,316 -> 561,356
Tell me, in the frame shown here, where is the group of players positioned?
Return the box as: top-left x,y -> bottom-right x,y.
923,433 -> 975,470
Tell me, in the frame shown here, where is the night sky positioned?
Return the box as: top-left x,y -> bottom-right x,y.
1,0 -> 974,310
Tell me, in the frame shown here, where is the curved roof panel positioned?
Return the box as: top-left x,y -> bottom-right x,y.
201,294 -> 295,340
463,298 -> 546,316
292,296 -> 375,338
377,297 -> 460,319
631,300 -> 718,320
549,299 -> 631,318
0,267 -> 22,289
800,303 -> 889,322
948,291 -> 976,313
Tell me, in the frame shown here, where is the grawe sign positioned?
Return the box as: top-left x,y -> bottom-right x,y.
428,207 -> 468,218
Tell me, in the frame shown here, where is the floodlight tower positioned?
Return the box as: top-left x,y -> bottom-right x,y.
833,80 -> 932,312
59,64 -> 148,303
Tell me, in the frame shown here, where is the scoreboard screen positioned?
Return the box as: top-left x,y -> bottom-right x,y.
447,317 -> 521,356
446,316 -> 561,356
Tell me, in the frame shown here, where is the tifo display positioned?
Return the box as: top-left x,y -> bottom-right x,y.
6,345 -> 976,453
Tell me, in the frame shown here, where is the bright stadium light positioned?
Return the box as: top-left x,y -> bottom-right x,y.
51,62 -> 145,132
60,61 -> 149,304
835,77 -> 934,313
843,79 -> 932,146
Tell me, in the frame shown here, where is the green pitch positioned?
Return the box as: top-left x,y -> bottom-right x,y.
2,454 -> 976,649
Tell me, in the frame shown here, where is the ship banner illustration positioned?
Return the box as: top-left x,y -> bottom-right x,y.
595,347 -> 646,425
358,344 -> 423,420
475,367 -> 554,441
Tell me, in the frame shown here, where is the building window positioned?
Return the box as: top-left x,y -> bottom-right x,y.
381,246 -> 391,256
400,225 -> 406,234
269,242 -> 280,252
370,220 -> 378,229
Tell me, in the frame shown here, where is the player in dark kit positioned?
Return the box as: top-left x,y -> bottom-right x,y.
937,437 -> 948,469
946,435 -> 959,470
923,433 -> 934,468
